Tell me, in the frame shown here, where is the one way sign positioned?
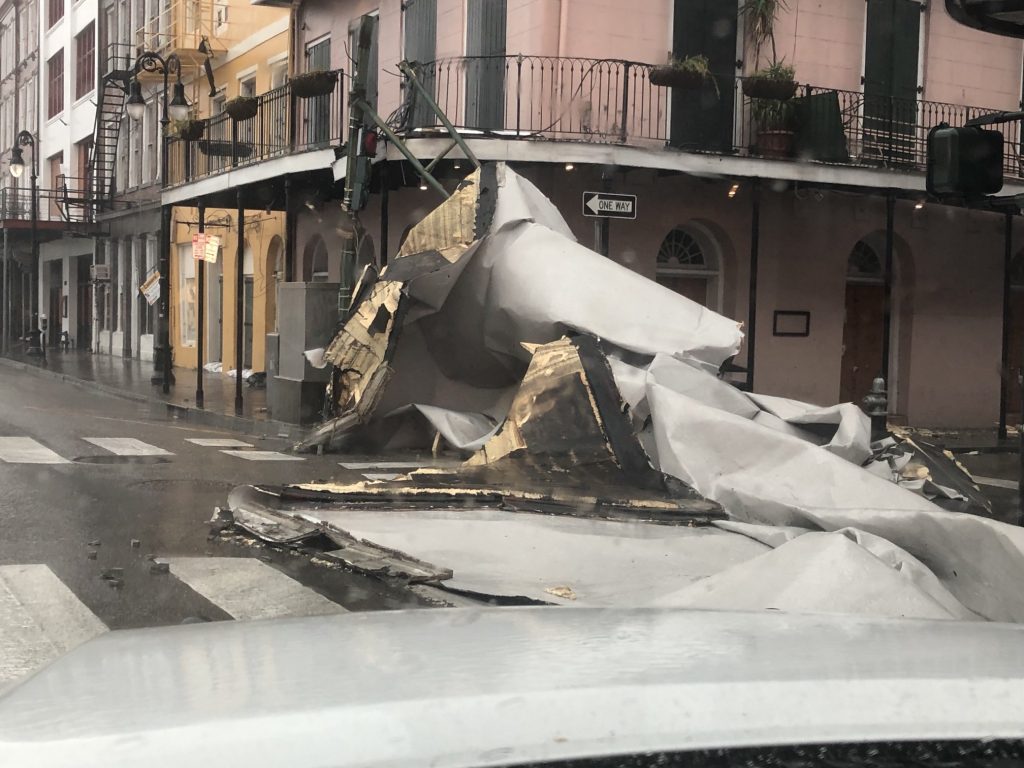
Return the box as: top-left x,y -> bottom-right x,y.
582,191 -> 637,220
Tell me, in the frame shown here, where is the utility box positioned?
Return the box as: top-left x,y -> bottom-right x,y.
268,282 -> 340,424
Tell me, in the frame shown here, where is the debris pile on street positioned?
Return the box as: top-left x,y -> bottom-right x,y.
221,163 -> 1024,622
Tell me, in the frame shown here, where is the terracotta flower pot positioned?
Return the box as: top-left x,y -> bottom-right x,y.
225,96 -> 258,121
755,129 -> 795,159
742,78 -> 798,101
291,70 -> 338,99
650,66 -> 706,89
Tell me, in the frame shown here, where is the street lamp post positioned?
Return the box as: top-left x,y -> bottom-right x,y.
125,52 -> 190,394
9,130 -> 39,356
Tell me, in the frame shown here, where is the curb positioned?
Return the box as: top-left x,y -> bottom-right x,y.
0,355 -> 310,440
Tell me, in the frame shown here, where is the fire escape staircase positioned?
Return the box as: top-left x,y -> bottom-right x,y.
78,67 -> 132,220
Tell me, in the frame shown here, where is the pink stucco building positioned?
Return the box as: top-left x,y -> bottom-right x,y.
168,0 -> 1024,427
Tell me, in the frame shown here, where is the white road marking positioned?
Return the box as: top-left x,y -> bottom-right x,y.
340,460 -> 458,470
83,437 -> 173,456
972,475 -> 1018,490
362,472 -> 402,481
0,565 -> 107,687
163,557 -> 346,621
186,438 -> 254,448
0,437 -> 70,464
220,450 -> 304,461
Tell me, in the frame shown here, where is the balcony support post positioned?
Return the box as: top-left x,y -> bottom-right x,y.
284,177 -> 295,282
747,179 -> 761,391
619,62 -> 631,144
380,160 -> 389,268
196,200 -> 205,409
881,190 -> 894,386
999,210 -> 1016,440
235,189 -> 244,416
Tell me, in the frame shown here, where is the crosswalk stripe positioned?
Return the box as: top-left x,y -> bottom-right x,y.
362,472 -> 402,481
162,557 -> 346,620
340,460 -> 458,470
0,437 -> 70,464
0,565 -> 107,687
83,437 -> 173,456
185,438 -> 253,448
220,450 -> 304,461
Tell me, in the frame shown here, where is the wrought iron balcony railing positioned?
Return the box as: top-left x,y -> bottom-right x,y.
401,55 -> 1024,181
0,181 -> 94,225
162,56 -> 1024,189
165,69 -> 346,187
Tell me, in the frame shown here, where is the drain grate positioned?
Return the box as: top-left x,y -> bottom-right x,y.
73,455 -> 174,465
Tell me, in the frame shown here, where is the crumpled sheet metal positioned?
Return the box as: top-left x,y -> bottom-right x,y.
298,161 -> 1024,623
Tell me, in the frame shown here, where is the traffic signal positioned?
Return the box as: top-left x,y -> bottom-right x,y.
926,124 -> 1003,197
346,128 -> 379,212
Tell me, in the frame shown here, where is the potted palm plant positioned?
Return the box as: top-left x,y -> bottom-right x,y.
650,54 -> 719,96
751,97 -> 796,158
740,0 -> 797,100
291,70 -> 338,99
224,95 -> 259,121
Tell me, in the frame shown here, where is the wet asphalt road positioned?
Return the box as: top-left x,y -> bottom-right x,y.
0,365 -> 428,632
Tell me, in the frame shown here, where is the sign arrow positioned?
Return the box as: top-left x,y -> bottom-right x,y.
582,191 -> 637,220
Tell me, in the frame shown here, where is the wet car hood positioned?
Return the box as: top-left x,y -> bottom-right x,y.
2,607 -> 1024,768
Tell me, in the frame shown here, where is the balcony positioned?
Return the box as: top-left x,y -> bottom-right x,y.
165,69 -> 346,187
163,55 -> 1024,191
134,0 -> 227,68
400,56 -> 1024,183
0,180 -> 95,228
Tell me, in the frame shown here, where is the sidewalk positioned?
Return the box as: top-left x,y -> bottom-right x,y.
895,425 -> 1020,454
0,347 -> 308,439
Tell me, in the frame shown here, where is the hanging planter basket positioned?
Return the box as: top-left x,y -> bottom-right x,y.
224,96 -> 259,121
291,70 -> 338,99
742,78 -> 798,101
649,66 -> 707,90
197,140 -> 254,159
173,119 -> 206,142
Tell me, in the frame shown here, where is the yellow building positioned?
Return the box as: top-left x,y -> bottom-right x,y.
168,0 -> 290,374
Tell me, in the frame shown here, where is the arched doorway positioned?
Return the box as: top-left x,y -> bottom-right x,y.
301,235 -> 329,282
265,235 -> 283,335
655,225 -> 721,310
840,239 -> 886,403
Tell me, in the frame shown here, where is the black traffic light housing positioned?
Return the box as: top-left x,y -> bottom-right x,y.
926,123 -> 1004,198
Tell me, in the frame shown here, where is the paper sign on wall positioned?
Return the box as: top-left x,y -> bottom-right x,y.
204,234 -> 221,263
192,233 -> 207,260
192,233 -> 221,263
140,271 -> 161,306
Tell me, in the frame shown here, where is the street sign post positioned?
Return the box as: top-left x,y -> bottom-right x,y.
582,191 -> 637,219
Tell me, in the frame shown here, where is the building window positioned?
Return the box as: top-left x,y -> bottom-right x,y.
47,50 -> 64,118
177,244 -> 197,346
47,0 -> 63,28
655,226 -> 720,309
848,240 -> 884,282
302,235 -> 329,282
75,23 -> 95,99
75,138 -> 92,192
